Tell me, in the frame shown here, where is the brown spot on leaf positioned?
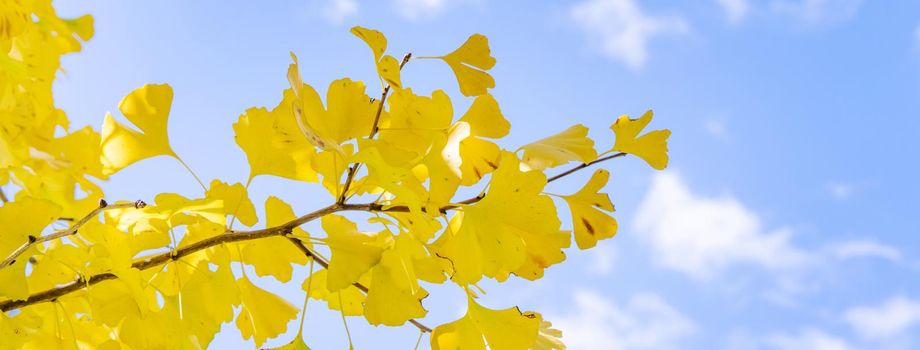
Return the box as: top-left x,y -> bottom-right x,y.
581,217 -> 595,235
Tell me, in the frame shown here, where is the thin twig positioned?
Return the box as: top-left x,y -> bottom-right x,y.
546,152 -> 627,183
0,188 -> 8,203
0,203 -> 343,312
0,199 -> 147,270
0,150 -> 627,313
338,53 -> 412,204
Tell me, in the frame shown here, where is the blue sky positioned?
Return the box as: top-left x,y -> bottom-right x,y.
51,0 -> 920,349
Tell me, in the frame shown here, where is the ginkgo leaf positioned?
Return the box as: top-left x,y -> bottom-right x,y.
287,53 -> 376,148
0,197 -> 61,300
206,179 -> 258,227
377,54 -> 402,89
100,84 -> 176,175
610,110 -> 671,170
302,269 -> 367,316
364,234 -> 430,326
233,102 -> 317,181
437,34 -> 496,97
520,124 -> 597,171
178,262 -> 241,347
458,94 -> 509,139
350,26 -> 403,89
431,295 -> 540,350
562,169 -> 617,249
432,152 -> 569,284
351,142 -> 425,215
266,332 -> 312,350
237,196 -> 309,282
379,88 -> 453,159
236,276 -> 299,348
525,312 -> 566,350
323,214 -> 390,291
350,26 -> 387,62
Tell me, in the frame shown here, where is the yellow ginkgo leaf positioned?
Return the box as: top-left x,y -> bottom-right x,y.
377,54 -> 402,89
206,179 -> 258,227
350,26 -> 387,62
436,34 -> 496,97
458,94 -> 509,139
236,276 -> 299,348
302,269 -> 367,316
177,262 -> 241,347
323,214 -> 390,292
379,88 -> 453,159
0,197 -> 61,300
520,124 -> 597,171
232,102 -> 317,181
364,234 -> 430,326
237,196 -> 309,282
287,53 -> 375,149
562,169 -> 617,249
100,83 -> 176,175
431,295 -> 540,350
610,110 -> 671,170
432,152 -> 569,284
526,312 -> 566,350
351,26 -> 402,89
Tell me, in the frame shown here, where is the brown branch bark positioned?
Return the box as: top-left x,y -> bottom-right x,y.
0,199 -> 147,270
338,53 -> 413,204
0,150 -> 627,316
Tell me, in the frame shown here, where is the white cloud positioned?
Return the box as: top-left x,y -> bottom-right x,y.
553,290 -> 695,350
633,172 -> 808,279
588,243 -> 617,274
717,0 -> 750,24
393,0 -> 448,20
915,24 -> 920,45
705,119 -> 728,138
771,0 -> 863,25
323,0 -> 359,24
825,240 -> 902,262
825,182 -> 854,200
845,296 -> 920,339
768,328 -> 852,350
570,0 -> 688,69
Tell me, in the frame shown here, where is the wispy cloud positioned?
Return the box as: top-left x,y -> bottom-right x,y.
845,296 -> 920,339
553,290 -> 695,350
770,0 -> 863,25
767,328 -> 852,350
392,0 -> 448,20
717,0 -> 750,24
570,0 -> 688,69
825,240 -> 902,262
633,172 -> 808,279
825,181 -> 854,200
915,23 -> 920,46
588,243 -> 617,275
323,0 -> 359,24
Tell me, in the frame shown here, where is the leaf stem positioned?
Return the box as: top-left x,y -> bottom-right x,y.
175,156 -> 207,191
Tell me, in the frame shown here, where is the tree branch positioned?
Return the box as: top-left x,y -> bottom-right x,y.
0,199 -> 147,270
0,203 -> 343,312
0,187 -> 7,203
0,151 -> 626,314
338,53 -> 413,204
546,152 -> 626,183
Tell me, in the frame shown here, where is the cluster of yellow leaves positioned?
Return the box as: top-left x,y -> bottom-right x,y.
0,2 -> 672,348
